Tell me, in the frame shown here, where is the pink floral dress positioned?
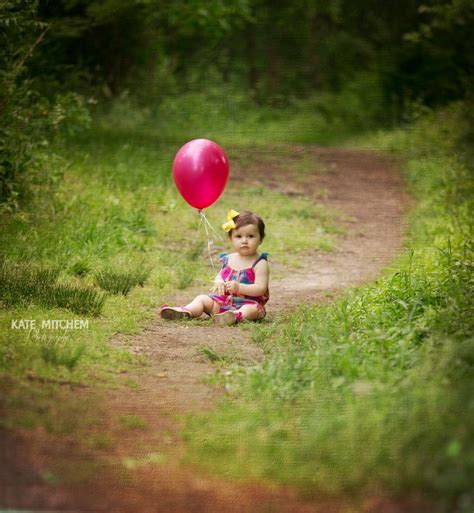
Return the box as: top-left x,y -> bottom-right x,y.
208,252 -> 269,315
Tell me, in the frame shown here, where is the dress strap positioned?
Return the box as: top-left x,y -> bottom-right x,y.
218,252 -> 229,267
252,252 -> 268,268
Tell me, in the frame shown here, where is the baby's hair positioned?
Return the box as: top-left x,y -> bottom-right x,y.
230,211 -> 265,241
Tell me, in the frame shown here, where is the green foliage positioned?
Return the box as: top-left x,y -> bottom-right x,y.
0,261 -> 106,316
0,115 -> 339,436
163,0 -> 252,39
0,261 -> 59,305
199,347 -> 227,363
118,414 -> 148,430
401,0 -> 474,106
0,2 -> 91,208
2,0 -> 473,158
94,267 -> 151,296
48,282 -> 107,317
98,76 -> 387,147
184,108 -> 474,506
49,92 -> 91,138
70,258 -> 92,277
21,0 -> 471,127
34,0 -> 252,102
175,262 -> 196,290
0,0 -> 49,205
40,337 -> 86,371
2,0 -> 472,188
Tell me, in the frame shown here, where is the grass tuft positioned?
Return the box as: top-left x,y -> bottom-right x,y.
0,261 -> 60,305
175,262 -> 196,290
118,414 -> 148,430
94,267 -> 151,296
40,337 -> 86,370
198,347 -> 227,363
69,258 -> 92,277
0,261 -> 106,316
49,283 -> 107,316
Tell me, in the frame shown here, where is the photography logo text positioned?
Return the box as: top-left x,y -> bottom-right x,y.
11,319 -> 89,330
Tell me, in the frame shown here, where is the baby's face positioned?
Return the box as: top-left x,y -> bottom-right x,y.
230,224 -> 261,256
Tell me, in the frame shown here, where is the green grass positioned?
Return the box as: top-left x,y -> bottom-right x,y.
118,414 -> 148,430
39,336 -> 86,371
183,106 -> 474,510
100,78 -> 386,146
2,87 -> 472,508
0,261 -> 107,315
0,111 -> 338,432
94,266 -> 151,296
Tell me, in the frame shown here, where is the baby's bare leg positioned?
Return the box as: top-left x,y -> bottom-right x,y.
185,295 -> 219,317
238,304 -> 265,321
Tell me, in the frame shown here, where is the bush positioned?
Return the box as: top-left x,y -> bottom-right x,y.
0,2 -> 90,209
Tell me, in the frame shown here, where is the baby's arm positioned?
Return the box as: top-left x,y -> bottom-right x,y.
210,272 -> 226,294
227,260 -> 269,297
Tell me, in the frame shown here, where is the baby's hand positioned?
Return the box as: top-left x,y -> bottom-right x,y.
225,281 -> 240,294
210,282 -> 226,295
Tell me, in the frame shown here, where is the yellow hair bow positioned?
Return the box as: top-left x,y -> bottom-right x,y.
222,209 -> 240,232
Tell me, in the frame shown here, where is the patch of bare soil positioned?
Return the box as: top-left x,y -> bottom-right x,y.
2,146 -> 432,513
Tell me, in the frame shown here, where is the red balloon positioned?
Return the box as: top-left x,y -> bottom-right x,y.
172,139 -> 229,210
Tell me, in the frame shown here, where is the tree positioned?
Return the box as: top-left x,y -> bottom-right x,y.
0,1 -> 90,207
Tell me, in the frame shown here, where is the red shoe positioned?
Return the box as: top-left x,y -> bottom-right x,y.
160,306 -> 192,320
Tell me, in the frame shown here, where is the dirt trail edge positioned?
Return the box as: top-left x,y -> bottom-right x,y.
4,146 -> 429,513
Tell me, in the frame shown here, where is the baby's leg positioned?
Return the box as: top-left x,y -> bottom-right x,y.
185,295 -> 219,317
237,304 -> 265,321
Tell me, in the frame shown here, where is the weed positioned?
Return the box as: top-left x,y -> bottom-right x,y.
118,414 -> 148,430
48,283 -> 107,316
95,267 -> 151,296
69,258 -> 91,277
155,269 -> 172,289
0,261 -> 60,305
0,261 -> 106,316
39,338 -> 86,371
175,262 -> 196,290
198,347 -> 229,364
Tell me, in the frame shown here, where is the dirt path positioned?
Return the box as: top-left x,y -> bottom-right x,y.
2,146 -> 423,513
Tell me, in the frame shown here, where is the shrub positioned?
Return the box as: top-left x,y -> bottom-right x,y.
0,2 -> 90,208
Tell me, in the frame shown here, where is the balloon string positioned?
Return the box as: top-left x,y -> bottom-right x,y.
198,209 -> 224,270
199,210 -> 224,242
